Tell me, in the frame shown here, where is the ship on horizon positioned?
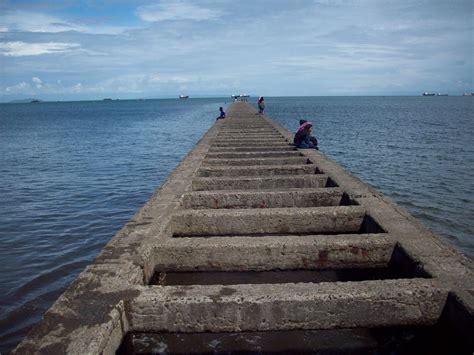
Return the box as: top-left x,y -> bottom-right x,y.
422,92 -> 449,96
179,95 -> 189,99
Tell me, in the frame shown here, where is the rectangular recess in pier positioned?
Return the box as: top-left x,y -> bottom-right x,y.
118,322 -> 472,355
171,206 -> 385,237
151,245 -> 429,286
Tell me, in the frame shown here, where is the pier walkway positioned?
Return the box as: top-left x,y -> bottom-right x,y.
15,102 -> 473,353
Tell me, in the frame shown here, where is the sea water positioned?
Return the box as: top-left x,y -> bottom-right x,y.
0,96 -> 473,352
0,98 -> 223,352
263,96 -> 473,258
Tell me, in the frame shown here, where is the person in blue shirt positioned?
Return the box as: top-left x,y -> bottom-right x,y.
216,107 -> 226,120
294,121 -> 318,149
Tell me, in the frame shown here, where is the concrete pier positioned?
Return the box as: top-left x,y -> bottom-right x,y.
14,102 -> 474,354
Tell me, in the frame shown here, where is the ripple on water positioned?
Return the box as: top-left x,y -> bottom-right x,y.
0,99 -> 222,352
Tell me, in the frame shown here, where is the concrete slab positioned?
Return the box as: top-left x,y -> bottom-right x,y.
191,174 -> 329,191
171,206 -> 368,237
128,279 -> 447,332
211,141 -> 290,148
182,188 -> 345,209
153,234 -> 395,271
197,164 -> 319,177
205,150 -> 303,159
202,156 -> 310,166
208,146 -> 297,152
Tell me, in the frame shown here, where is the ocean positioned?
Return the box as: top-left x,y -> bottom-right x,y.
0,96 -> 473,352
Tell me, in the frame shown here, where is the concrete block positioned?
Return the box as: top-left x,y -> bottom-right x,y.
153,234 -> 395,271
171,206 -> 367,237
182,188 -> 344,209
197,164 -> 318,177
192,174 -> 329,191
202,157 -> 310,166
128,279 -> 448,332
208,146 -> 296,152
205,151 -> 302,159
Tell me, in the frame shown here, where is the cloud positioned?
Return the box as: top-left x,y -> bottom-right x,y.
0,41 -> 80,57
136,1 -> 223,22
5,82 -> 31,93
0,10 -> 131,34
1,0 -> 471,100
32,77 -> 43,88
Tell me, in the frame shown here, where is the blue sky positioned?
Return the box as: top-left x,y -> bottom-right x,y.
0,0 -> 472,101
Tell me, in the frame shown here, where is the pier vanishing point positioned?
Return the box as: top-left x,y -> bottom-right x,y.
15,102 -> 474,354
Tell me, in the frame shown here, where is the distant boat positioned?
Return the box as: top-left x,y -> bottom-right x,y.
30,99 -> 41,103
179,95 -> 189,99
422,92 -> 436,96
463,93 -> 473,96
103,98 -> 112,101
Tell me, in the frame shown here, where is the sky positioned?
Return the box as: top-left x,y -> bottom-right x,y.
0,0 -> 472,101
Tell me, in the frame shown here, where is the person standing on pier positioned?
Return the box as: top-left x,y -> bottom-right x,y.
257,96 -> 265,114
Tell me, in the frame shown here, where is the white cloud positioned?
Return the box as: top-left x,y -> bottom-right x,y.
5,82 -> 31,93
32,76 -> 43,88
0,11 -> 131,34
0,41 -> 80,57
136,1 -> 223,22
72,83 -> 83,93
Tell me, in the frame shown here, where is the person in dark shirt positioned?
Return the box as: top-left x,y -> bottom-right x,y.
216,107 -> 226,120
299,119 -> 318,148
294,120 -> 318,149
257,97 -> 265,114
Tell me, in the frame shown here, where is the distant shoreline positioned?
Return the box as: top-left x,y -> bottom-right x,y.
2,94 -> 473,104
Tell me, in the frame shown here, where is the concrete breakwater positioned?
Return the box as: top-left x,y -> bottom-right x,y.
15,102 -> 473,353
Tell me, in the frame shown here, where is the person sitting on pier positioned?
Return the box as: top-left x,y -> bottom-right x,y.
299,119 -> 318,148
216,107 -> 226,120
294,120 -> 318,150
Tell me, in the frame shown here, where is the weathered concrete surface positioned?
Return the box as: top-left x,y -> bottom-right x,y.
208,145 -> 296,152
129,279 -> 447,332
205,150 -> 302,159
171,206 -> 366,237
14,101 -> 474,354
182,187 -> 344,209
202,156 -> 310,165
197,164 -> 318,177
153,234 -> 395,271
192,174 -> 329,191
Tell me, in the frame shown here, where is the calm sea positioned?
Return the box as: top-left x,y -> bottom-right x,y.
0,96 -> 473,352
